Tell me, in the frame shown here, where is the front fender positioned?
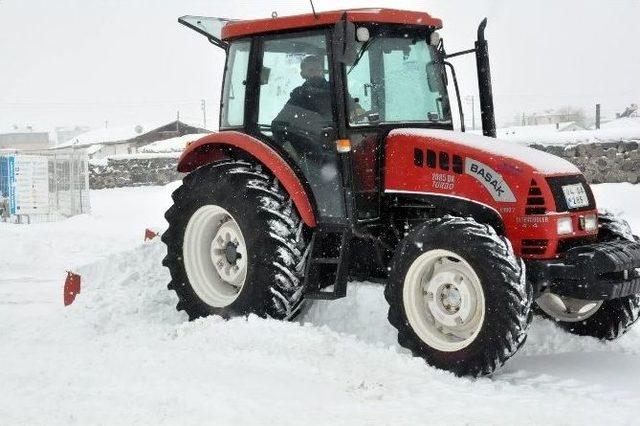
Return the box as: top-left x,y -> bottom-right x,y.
178,131 -> 316,227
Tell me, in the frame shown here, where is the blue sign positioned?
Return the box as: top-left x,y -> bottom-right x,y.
0,155 -> 17,215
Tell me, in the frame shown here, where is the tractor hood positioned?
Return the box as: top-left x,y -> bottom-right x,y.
388,128 -> 579,176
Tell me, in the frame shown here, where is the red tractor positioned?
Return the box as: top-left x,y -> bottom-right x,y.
163,8 -> 640,376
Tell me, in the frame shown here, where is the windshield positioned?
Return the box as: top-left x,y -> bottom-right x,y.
346,27 -> 451,126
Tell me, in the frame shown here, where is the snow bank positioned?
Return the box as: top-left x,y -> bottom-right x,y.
5,241 -> 637,424
3,182 -> 640,424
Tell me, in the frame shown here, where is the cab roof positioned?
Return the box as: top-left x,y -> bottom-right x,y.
221,8 -> 443,40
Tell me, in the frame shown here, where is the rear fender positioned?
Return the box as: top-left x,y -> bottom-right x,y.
178,131 -> 316,227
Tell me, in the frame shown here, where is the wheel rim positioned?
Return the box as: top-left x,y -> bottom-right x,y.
183,205 -> 247,308
403,249 -> 485,352
536,293 -> 602,323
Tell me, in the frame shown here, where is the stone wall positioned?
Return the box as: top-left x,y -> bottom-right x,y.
90,156 -> 182,189
529,140 -> 640,184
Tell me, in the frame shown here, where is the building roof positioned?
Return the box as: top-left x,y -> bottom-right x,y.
222,8 -> 442,40
54,120 -> 202,149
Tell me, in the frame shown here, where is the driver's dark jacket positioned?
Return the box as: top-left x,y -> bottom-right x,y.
287,77 -> 332,118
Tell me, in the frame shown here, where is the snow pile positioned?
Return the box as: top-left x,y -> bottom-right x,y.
3,182 -> 640,423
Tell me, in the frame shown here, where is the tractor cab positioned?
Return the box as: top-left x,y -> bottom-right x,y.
179,10 -> 489,224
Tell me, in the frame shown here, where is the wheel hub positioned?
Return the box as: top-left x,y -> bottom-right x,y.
211,220 -> 246,284
424,267 -> 475,329
439,284 -> 462,314
224,242 -> 240,265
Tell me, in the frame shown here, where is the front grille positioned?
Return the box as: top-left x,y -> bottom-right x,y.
546,175 -> 596,213
521,238 -> 548,255
525,179 -> 547,215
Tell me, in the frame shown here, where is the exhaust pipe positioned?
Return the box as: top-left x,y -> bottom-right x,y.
475,18 -> 496,138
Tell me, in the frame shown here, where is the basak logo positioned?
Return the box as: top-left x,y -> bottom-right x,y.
465,158 -> 516,203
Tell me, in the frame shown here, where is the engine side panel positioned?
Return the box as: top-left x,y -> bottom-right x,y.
384,131 -> 597,258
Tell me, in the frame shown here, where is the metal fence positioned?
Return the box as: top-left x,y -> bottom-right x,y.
0,149 -> 90,223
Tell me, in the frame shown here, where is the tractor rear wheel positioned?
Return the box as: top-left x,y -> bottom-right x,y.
162,160 -> 308,320
385,216 -> 533,377
536,211 -> 640,340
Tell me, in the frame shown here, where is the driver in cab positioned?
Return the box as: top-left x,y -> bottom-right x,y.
283,55 -> 365,123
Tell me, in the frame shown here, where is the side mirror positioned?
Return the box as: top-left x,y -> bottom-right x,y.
333,17 -> 358,65
426,61 -> 447,92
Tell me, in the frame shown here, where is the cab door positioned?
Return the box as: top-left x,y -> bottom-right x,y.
252,30 -> 347,221
342,43 -> 385,221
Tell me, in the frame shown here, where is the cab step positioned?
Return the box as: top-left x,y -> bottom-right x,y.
303,223 -> 350,300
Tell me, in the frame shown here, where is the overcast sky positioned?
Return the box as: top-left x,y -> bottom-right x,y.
1,0 -> 639,131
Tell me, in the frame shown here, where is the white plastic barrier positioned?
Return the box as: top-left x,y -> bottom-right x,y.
0,150 -> 90,223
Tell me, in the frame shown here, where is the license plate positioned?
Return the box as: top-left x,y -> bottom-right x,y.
562,183 -> 589,209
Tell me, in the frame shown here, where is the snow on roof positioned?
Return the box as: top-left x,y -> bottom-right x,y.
55,121 -> 168,149
139,133 -> 210,153
390,128 -> 580,175
54,120 -> 203,149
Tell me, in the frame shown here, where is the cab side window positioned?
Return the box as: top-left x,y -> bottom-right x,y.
221,40 -> 250,128
258,34 -> 333,132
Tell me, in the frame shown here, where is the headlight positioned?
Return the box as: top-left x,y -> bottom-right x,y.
557,216 -> 573,235
583,214 -> 598,232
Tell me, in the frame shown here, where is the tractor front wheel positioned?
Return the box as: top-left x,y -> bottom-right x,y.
385,216 -> 532,377
536,211 -> 640,340
162,159 -> 308,321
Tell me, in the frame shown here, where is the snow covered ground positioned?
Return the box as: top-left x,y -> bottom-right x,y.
2,183 -> 640,424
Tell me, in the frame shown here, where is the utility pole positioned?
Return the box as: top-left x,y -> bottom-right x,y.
201,99 -> 207,129
177,110 -> 181,134
595,104 -> 601,129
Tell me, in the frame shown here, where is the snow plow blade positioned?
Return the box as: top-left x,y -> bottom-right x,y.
63,272 -> 81,306
529,240 -> 640,300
